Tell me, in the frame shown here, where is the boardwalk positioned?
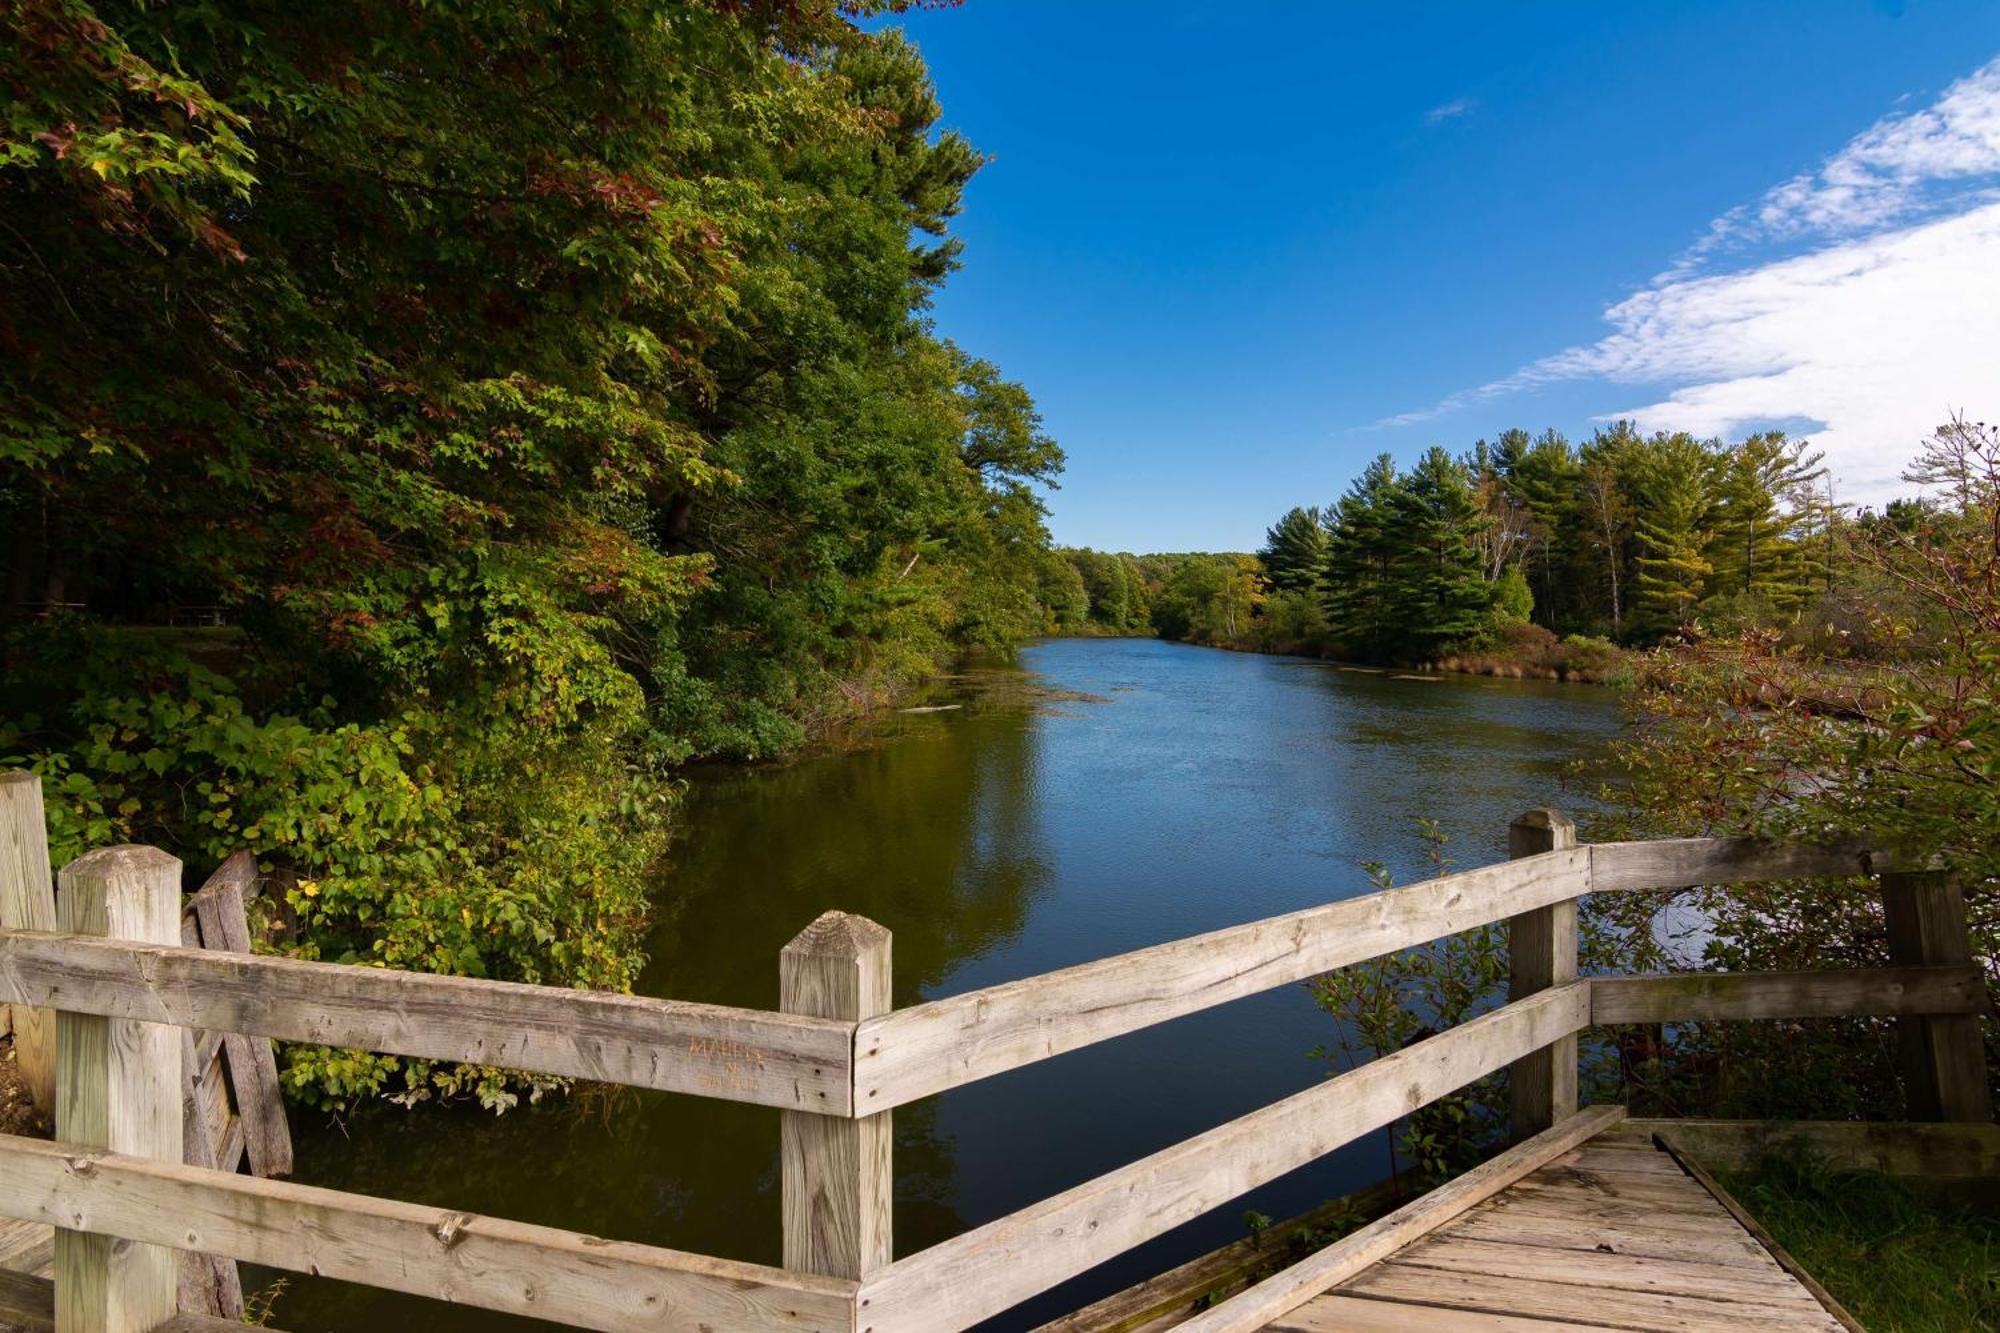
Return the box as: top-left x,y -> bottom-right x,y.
1259,1117 -> 1848,1333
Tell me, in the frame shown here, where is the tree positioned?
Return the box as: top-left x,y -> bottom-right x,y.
1709,432 -> 1827,614
1259,506 -> 1328,593
0,0 -> 1063,1106
1322,455 -> 1406,660
1388,448 -> 1493,657
1627,433 -> 1721,632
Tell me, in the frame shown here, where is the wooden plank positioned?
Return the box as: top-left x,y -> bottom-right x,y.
0,931 -> 854,1114
0,1134 -> 855,1333
780,913 -> 892,1281
1170,1105 -> 1623,1333
1506,810 -> 1578,1141
55,847 -> 184,1333
1590,966 -> 1988,1024
1505,1165 -> 1723,1211
1442,1207 -> 1775,1269
0,1218 -> 52,1275
0,775 -> 57,1115
1879,871 -> 1993,1122
855,983 -> 1592,1333
1622,1118 -> 2000,1181
1392,1236 -> 1827,1305
175,1038 -> 244,1325
0,1268 -> 51,1333
1342,1262 -> 1845,1331
1588,839 -> 1873,893
1470,1187 -> 1773,1233
1551,1145 -> 1690,1177
857,848 -> 1591,1110
1029,1185 -> 1401,1333
188,854 -> 292,1178
1274,1293 -> 1615,1332
0,1273 -> 270,1333
1654,1132 -> 1867,1333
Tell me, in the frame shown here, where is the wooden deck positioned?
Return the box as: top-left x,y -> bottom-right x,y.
1261,1117 -> 1848,1333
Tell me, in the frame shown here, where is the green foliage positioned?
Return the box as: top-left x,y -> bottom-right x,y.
1592,420 -> 2000,1117
1722,1155 -> 2000,1332
1306,822 -> 1511,1189
1,0 -> 1064,1106
1258,506 -> 1327,593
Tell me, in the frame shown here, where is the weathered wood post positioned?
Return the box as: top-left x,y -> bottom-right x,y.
781,911 -> 892,1280
56,846 -> 184,1333
0,771 -> 59,1114
1507,808 -> 1578,1141
1879,866 -> 1992,1123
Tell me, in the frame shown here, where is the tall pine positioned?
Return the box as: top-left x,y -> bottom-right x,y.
1321,455 -> 1404,660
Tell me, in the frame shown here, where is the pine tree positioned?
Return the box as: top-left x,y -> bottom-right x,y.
1627,432 -> 1721,631
1259,506 -> 1328,592
1710,432 -> 1827,614
1321,454 -> 1405,660
1388,447 -> 1492,657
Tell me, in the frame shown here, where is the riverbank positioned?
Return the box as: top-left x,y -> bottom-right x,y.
1094,624 -> 1634,686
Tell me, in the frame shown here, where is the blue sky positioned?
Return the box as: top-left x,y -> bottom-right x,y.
880,2 -> 2000,551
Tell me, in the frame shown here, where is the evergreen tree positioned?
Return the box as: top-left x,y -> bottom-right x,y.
1628,433 -> 1721,631
1259,506 -> 1329,592
1388,448 -> 1492,657
1321,455 -> 1405,660
1709,432 -> 1827,613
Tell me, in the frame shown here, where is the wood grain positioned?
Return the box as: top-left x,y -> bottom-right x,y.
1589,966 -> 1987,1024
187,854 -> 291,1178
0,930 -> 853,1114
1506,810 -> 1578,1142
781,913 -> 892,1281
1173,1105 -> 1624,1333
1588,839 -> 1873,893
857,849 -> 1591,1110
1879,870 -> 1993,1123
54,847 -> 183,1333
0,1133 -> 855,1333
856,983 -> 1592,1333
0,774 -> 57,1115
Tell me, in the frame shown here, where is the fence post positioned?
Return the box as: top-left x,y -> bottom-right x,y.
0,772 -> 59,1115
781,911 -> 892,1281
1879,867 -> 1992,1123
1507,808 -> 1578,1141
56,846 -> 184,1333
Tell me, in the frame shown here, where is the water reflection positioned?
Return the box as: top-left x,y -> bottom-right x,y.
267,639 -> 1619,1331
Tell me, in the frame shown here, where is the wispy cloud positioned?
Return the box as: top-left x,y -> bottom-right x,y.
1377,54 -> 2000,505
1669,55 -> 2000,275
1424,97 -> 1477,126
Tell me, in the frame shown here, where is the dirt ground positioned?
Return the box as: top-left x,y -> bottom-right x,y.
0,1033 -> 51,1137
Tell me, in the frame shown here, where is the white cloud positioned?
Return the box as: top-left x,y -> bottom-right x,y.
1379,53 -> 2000,506
1424,97 -> 1476,126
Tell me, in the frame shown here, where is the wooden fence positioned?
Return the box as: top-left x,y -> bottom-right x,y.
0,778 -> 1989,1333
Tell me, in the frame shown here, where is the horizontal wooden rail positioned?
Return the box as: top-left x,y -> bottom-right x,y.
1174,1105 -> 1628,1333
856,848 -> 1592,1109
854,837 -> 1877,1110
0,1133 -> 854,1333
856,982 -> 1592,1333
0,930 -> 854,1114
1588,838 -> 1874,892
1590,966 -> 1990,1024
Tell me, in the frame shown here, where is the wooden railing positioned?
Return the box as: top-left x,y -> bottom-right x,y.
0,777 -> 1990,1333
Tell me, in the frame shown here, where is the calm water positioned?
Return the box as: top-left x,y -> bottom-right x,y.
269,638 -> 1621,1330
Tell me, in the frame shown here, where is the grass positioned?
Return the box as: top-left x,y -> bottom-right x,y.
1723,1153 -> 2000,1332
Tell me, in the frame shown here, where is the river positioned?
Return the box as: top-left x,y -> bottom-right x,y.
268,637 -> 1623,1331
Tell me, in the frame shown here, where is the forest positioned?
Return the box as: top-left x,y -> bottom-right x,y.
1055,423 -> 1854,674
0,0 -> 1079,1105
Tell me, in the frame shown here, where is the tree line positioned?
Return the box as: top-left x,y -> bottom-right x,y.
1,0 -> 1072,1107
1052,424 -> 1838,668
